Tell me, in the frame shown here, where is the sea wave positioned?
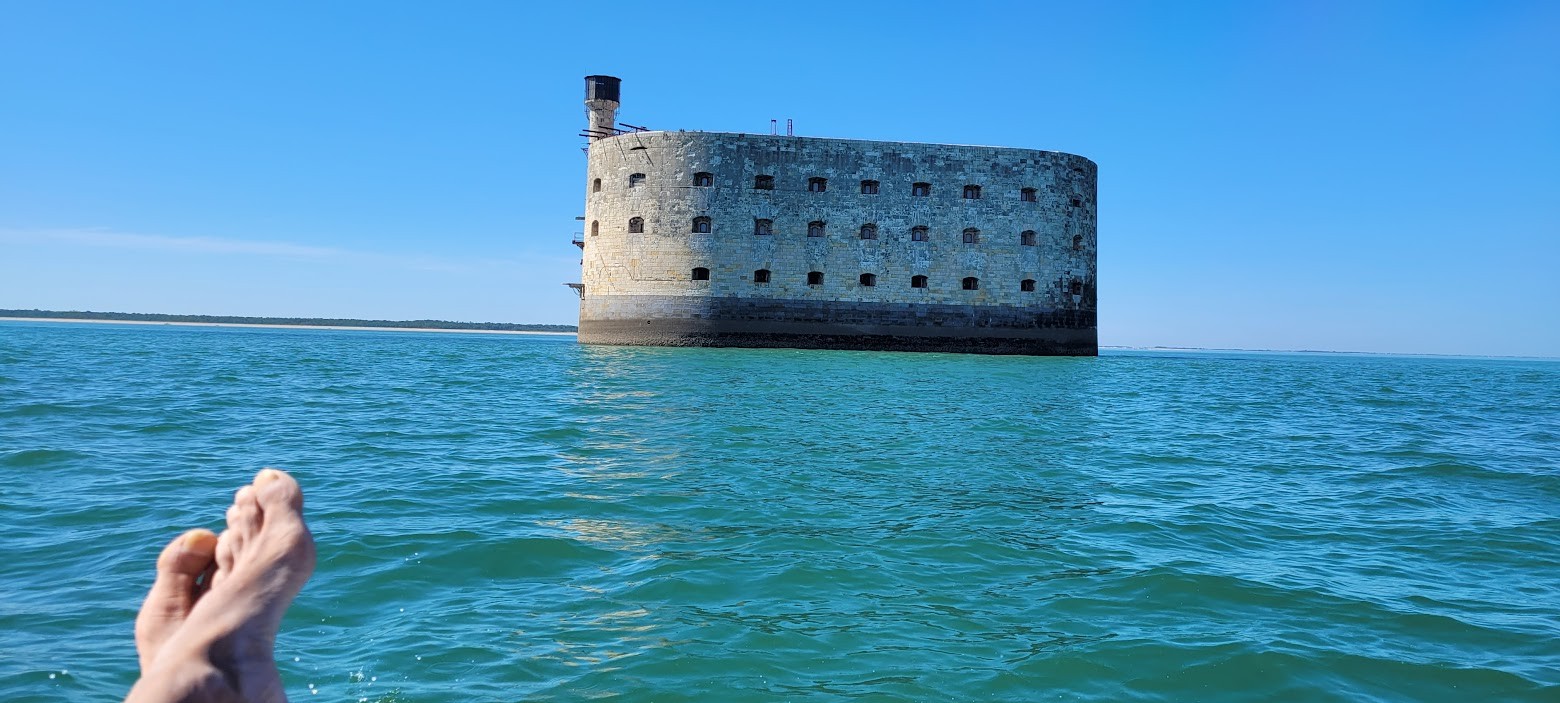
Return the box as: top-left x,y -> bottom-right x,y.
2,324 -> 1556,701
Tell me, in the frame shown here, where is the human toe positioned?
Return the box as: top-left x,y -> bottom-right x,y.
252,468 -> 304,514
135,529 -> 218,667
147,529 -> 219,604
225,485 -> 261,546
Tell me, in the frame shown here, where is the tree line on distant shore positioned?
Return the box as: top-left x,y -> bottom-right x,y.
0,309 -> 577,333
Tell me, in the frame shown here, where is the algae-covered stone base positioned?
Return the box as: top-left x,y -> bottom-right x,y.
580,295 -> 1096,356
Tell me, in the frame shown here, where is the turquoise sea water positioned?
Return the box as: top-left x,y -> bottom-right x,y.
1,321 -> 1556,702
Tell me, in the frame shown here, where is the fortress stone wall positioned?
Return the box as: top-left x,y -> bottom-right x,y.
573,79 -> 1097,355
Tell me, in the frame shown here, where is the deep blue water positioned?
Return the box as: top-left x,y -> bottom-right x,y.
1,321 -> 1557,702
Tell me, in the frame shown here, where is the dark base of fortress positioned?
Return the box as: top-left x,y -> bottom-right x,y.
578,296 -> 1097,356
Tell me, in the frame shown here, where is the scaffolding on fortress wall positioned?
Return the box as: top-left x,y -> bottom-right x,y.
578,122 -> 650,148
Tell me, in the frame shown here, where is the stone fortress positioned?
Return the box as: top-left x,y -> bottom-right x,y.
571,75 -> 1097,355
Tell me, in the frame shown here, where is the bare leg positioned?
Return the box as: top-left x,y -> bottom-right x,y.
127,469 -> 316,703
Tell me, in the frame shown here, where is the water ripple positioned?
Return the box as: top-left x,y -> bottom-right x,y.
1,322 -> 1556,701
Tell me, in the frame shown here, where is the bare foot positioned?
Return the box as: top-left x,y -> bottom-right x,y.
127,469 -> 316,703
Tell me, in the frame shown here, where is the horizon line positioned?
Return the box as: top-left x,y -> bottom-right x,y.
2,309 -> 1553,362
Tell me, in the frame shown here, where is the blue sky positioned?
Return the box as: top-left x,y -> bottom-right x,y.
1,1 -> 1556,356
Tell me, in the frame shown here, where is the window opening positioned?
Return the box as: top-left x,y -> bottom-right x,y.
1072,234 -> 1083,250
859,223 -> 878,240
911,275 -> 928,289
912,182 -> 931,197
1021,230 -> 1037,246
1070,197 -> 1082,207
754,218 -> 773,236
694,172 -> 713,187
910,226 -> 929,242
808,221 -> 826,237
628,217 -> 644,233
692,216 -> 711,233
753,269 -> 771,283
962,277 -> 980,291
691,267 -> 710,281
590,220 -> 599,237
963,184 -> 982,199
860,180 -> 879,194
1070,279 -> 1084,295
628,173 -> 645,187
592,178 -> 602,193
962,228 -> 980,244
754,175 -> 775,190
859,273 -> 876,287
1020,188 -> 1037,202
1021,279 -> 1036,292
807,177 -> 828,193
807,271 -> 824,286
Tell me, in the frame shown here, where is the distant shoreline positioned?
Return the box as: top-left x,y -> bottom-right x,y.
1,316 -> 574,335
2,315 -> 1550,360
1098,345 -> 1555,362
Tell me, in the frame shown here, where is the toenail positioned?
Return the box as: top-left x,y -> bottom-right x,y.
180,529 -> 218,553
256,468 -> 284,484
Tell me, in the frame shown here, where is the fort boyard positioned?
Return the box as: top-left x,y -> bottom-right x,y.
570,75 -> 1098,356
